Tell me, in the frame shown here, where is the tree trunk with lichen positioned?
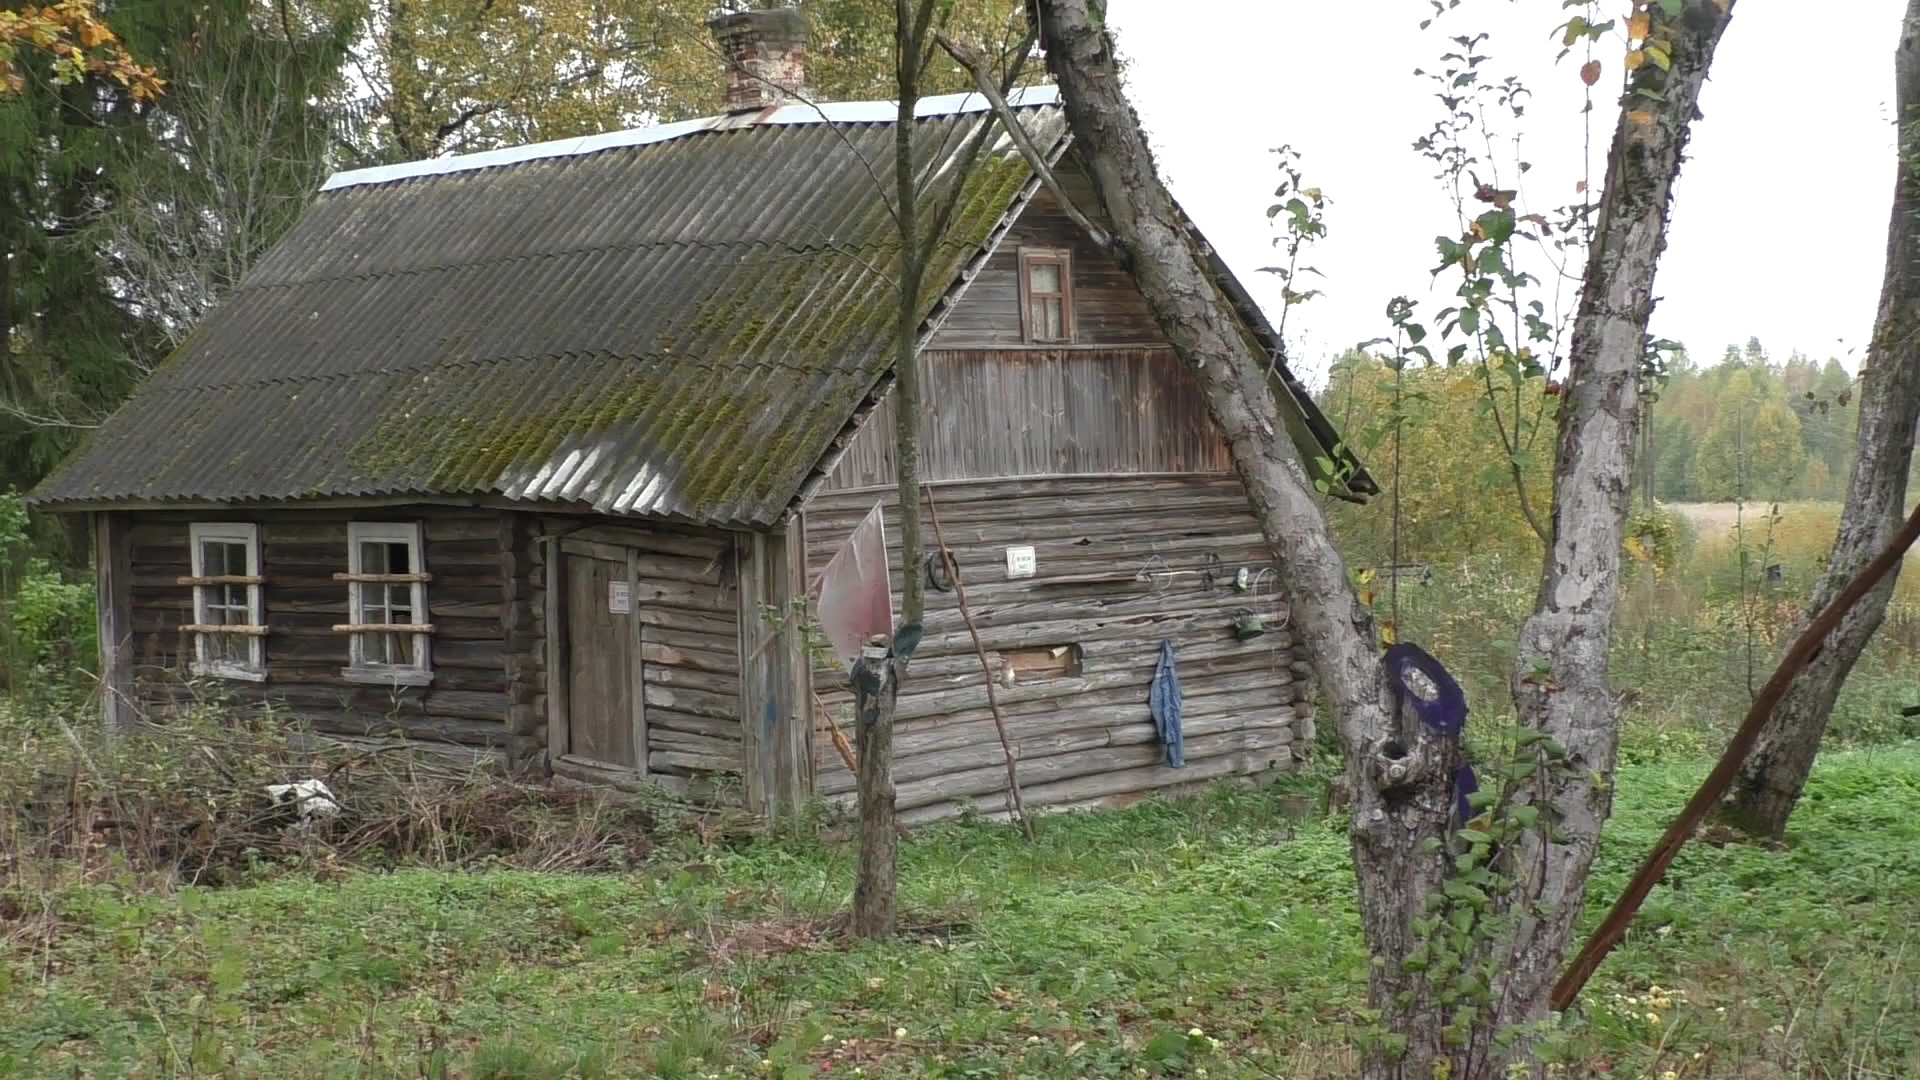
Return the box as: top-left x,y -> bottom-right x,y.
1494,0 -> 1735,1057
1033,0 -> 1731,1073
1721,0 -> 1920,842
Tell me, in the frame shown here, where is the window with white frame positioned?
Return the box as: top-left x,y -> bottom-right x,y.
337,521 -> 432,683
186,523 -> 265,680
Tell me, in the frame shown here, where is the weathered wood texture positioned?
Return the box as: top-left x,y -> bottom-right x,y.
804,475 -> 1312,823
563,551 -> 639,767
737,528 -> 813,816
825,348 -> 1232,489
95,511 -> 134,732
531,518 -> 745,787
929,168 -> 1164,350
825,166 -> 1229,492
125,508 -> 515,762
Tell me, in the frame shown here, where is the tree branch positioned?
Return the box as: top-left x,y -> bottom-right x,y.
934,30 -> 1110,249
1552,498 -> 1920,1009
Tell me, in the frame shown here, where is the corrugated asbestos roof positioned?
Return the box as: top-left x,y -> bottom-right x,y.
31,83 -> 1373,524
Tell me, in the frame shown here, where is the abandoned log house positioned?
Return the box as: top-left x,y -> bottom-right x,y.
28,8 -> 1376,823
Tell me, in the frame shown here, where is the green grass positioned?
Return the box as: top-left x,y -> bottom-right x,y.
5,748 -> 1919,1078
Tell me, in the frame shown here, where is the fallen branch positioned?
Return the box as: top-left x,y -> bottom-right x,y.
1552,500 -> 1920,1010
933,31 -> 1110,250
923,483 -> 1035,839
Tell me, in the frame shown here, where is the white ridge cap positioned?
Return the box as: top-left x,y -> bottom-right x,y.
321,84 -> 1062,192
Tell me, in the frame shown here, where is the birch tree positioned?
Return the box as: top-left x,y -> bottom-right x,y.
1029,0 -> 1733,1073
1720,0 -> 1920,842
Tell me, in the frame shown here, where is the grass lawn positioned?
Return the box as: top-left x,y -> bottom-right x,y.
4,747 -> 1919,1078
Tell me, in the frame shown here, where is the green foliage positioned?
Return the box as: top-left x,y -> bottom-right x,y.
329,0 -> 1029,165
3,746 -> 1918,1076
1646,342 -> 1859,504
1320,354 -> 1553,567
0,490 -> 94,692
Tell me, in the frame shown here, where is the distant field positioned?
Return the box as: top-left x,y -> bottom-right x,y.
1666,501 -> 1839,540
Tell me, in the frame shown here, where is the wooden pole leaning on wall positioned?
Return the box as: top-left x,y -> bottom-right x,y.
1551,501 -> 1920,1011
923,483 -> 1035,840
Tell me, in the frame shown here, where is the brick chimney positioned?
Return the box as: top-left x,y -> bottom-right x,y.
709,7 -> 811,114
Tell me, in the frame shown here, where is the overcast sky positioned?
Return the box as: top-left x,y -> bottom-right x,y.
1102,1 -> 1906,390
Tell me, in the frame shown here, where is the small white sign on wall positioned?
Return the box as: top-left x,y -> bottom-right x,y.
1005,545 -> 1037,579
608,580 -> 632,614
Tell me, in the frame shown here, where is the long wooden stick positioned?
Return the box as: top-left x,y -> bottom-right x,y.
933,31 -> 1111,250
1551,501 -> 1920,1010
923,484 -> 1035,839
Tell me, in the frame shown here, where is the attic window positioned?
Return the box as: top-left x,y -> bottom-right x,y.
1019,248 -> 1074,343
336,521 -> 433,686
182,523 -> 265,681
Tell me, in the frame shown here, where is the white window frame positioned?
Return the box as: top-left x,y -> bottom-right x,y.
187,522 -> 266,682
340,521 -> 433,686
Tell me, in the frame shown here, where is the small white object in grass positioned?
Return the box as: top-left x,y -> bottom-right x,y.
264,778 -> 341,825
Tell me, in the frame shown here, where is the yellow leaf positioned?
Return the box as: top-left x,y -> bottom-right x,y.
1627,110 -> 1655,127
1628,12 -> 1650,40
1644,41 -> 1671,70
1624,49 -> 1646,72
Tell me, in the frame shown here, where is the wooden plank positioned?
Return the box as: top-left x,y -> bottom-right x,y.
176,575 -> 264,586
96,512 -> 133,734
628,545 -> 648,782
332,572 -> 433,583
564,550 -> 637,769
544,535 -> 568,764
736,532 -> 772,814
330,623 -> 436,633
178,624 -> 270,635
772,524 -> 812,811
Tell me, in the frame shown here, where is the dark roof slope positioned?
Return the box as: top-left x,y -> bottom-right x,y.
31,87 -> 1371,523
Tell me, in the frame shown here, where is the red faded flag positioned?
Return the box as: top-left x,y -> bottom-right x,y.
814,501 -> 894,667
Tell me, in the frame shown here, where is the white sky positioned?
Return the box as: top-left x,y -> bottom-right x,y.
1104,1 -> 1905,390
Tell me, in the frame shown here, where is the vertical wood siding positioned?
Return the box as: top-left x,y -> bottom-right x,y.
804,475 -> 1316,824
825,347 -> 1232,490
126,508 -> 514,762
929,168 -> 1164,350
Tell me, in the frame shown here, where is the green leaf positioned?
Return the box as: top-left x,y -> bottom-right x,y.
1657,0 -> 1683,15
1475,208 -> 1517,244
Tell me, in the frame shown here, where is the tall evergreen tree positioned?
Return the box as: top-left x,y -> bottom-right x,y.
1,0 -> 353,499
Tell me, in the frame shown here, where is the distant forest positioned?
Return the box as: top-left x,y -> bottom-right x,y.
1310,338 -> 1918,567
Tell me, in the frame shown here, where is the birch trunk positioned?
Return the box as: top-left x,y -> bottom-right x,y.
1034,0 -> 1731,1073
1721,0 -> 1920,841
1498,0 -> 1735,1045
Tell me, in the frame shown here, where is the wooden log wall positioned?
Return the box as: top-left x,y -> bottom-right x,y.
125,508 -> 515,765
803,475 -> 1316,824
530,518 -> 745,788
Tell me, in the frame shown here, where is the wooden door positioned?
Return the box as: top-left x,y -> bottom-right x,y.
558,544 -> 645,772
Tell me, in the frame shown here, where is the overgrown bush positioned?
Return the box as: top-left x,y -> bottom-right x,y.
0,490 -> 96,696
0,691 -> 706,890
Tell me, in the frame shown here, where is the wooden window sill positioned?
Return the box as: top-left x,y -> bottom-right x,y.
189,663 -> 268,683
340,666 -> 434,688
